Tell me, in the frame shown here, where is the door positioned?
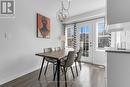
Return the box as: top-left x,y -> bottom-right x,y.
76,21 -> 93,63
65,18 -> 106,64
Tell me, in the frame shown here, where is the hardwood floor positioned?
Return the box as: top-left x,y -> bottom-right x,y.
0,63 -> 106,87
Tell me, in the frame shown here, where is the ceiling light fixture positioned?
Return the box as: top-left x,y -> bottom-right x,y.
57,0 -> 71,22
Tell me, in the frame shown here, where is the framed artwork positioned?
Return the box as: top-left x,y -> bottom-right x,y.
37,13 -> 50,38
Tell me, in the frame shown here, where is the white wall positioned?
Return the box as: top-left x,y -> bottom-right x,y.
0,0 -> 62,85
93,51 -> 107,66
107,0 -> 130,24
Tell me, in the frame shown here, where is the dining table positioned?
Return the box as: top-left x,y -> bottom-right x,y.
35,50 -> 68,87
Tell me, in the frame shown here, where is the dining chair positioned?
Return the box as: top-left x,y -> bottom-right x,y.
38,48 -> 57,80
55,47 -> 61,51
75,48 -> 82,76
53,51 -> 76,87
44,48 -> 57,75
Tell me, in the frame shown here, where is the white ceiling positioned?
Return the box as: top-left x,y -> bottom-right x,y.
69,0 -> 106,16
43,0 -> 106,17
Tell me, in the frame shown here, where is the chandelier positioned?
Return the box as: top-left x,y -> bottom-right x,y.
57,0 -> 71,22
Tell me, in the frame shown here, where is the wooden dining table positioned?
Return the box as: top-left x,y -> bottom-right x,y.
35,50 -> 68,87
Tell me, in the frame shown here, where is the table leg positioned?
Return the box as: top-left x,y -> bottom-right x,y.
57,60 -> 60,87
38,57 -> 45,80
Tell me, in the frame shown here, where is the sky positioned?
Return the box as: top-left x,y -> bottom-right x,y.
80,21 -> 104,34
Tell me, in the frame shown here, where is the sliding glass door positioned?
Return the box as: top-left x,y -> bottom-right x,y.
76,21 -> 93,62
65,17 -> 108,64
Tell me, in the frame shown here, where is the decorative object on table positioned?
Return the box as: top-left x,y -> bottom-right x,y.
37,13 -> 50,38
57,0 -> 71,22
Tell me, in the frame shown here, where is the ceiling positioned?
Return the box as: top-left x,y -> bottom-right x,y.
69,0 -> 106,16
43,0 -> 106,17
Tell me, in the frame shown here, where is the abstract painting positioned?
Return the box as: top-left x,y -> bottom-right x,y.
37,13 -> 50,38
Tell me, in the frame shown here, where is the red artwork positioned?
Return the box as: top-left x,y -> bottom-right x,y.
37,13 -> 50,38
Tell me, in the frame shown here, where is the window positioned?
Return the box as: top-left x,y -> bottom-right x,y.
80,26 -> 89,57
96,19 -> 111,49
111,31 -> 126,48
65,24 -> 74,48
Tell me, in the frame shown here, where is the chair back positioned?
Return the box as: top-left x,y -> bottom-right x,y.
76,49 -> 82,62
65,51 -> 75,67
44,48 -> 56,62
44,48 -> 52,53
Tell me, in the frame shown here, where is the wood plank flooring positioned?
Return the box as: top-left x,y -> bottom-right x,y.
0,63 -> 106,87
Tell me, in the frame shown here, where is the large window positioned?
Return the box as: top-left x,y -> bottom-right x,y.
65,18 -> 111,51
96,19 -> 111,49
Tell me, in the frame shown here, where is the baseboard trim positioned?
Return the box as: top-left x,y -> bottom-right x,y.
81,61 -> 105,69
0,66 -> 40,85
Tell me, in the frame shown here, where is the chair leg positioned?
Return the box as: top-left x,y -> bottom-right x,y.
61,67 -> 64,73
53,65 -> 57,81
79,62 -> 82,70
53,64 -> 55,75
44,61 -> 49,75
70,67 -> 75,79
75,62 -> 78,76
38,57 -> 45,80
65,68 -> 68,72
63,67 -> 67,87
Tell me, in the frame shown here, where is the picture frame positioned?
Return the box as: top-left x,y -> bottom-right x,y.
37,13 -> 50,38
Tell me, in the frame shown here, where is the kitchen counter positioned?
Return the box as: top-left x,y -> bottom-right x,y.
105,48 -> 130,53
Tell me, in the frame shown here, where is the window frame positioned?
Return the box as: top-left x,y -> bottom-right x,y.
96,18 -> 111,50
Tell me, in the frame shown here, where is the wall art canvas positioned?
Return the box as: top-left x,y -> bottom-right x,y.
37,13 -> 50,38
